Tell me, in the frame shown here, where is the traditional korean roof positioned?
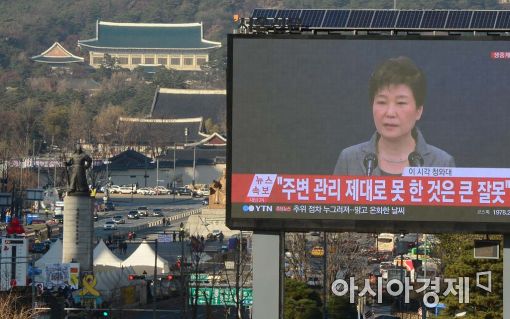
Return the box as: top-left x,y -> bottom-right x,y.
118,117 -> 203,146
157,147 -> 226,167
78,21 -> 221,50
31,42 -> 84,64
186,132 -> 226,147
108,149 -> 154,170
149,88 -> 226,127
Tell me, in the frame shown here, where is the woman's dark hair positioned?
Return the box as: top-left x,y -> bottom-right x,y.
369,56 -> 426,107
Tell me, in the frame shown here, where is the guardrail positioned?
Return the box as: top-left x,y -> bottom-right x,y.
127,208 -> 201,233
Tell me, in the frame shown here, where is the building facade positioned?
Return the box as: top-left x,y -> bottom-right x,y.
78,21 -> 221,71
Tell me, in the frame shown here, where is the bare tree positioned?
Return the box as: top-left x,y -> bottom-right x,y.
325,232 -> 373,287
0,291 -> 42,319
92,105 -> 125,145
67,101 -> 90,146
221,235 -> 252,319
285,233 -> 312,282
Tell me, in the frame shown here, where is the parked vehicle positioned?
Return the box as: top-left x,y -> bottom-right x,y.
122,183 -> 138,193
108,185 -> 121,194
202,197 -> 209,206
137,206 -> 149,217
93,214 -> 98,222
112,215 -> 126,224
176,187 -> 192,196
127,211 -> 139,219
119,186 -> 134,194
103,221 -> 117,230
153,186 -> 171,195
194,187 -> 210,197
137,187 -> 155,195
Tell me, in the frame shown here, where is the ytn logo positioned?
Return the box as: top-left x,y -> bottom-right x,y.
242,205 -> 273,213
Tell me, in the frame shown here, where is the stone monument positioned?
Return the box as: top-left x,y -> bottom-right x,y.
209,168 -> 226,209
62,143 -> 94,272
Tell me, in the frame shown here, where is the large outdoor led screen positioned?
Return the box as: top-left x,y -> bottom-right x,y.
228,34 -> 510,233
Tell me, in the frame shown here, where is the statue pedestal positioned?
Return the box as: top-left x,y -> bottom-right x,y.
62,195 -> 94,272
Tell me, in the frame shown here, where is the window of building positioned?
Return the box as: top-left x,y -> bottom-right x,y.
183,57 -> 194,66
145,57 -> 155,64
117,56 -> 129,65
170,57 -> 181,65
157,57 -> 168,65
92,57 -> 104,65
131,57 -> 141,65
196,57 -> 207,66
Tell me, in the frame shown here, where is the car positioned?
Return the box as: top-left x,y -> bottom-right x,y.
112,215 -> 125,224
202,197 -> 209,206
193,187 -> 210,197
93,214 -> 99,222
137,187 -> 155,195
121,184 -> 138,193
103,221 -> 117,230
108,185 -> 121,194
310,246 -> 325,257
119,186 -> 134,194
137,206 -> 149,217
127,211 -> 139,219
176,187 -> 192,196
153,186 -> 171,195
151,208 -> 163,217
199,187 -> 210,196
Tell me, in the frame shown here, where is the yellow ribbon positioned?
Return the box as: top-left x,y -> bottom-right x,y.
79,274 -> 100,296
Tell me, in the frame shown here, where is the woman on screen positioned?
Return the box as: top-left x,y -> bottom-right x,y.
333,56 -> 455,176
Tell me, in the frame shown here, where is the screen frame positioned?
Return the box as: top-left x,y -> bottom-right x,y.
227,33 -> 510,234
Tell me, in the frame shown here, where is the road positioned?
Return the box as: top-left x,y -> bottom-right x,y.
94,193 -> 204,239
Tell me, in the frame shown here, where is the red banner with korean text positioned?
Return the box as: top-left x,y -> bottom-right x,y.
231,174 -> 510,207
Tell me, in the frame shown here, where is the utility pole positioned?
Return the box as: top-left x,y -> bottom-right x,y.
180,222 -> 187,318
153,239 -> 158,319
236,231 -> 243,319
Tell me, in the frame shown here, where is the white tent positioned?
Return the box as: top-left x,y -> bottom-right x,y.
121,240 -> 170,274
93,239 -> 123,271
35,239 -> 62,268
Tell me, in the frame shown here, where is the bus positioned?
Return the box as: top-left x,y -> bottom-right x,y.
377,233 -> 396,253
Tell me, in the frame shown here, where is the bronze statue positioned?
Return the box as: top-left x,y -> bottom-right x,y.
64,143 -> 92,195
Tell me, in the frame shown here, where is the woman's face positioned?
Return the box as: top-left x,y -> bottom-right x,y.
372,84 -> 423,142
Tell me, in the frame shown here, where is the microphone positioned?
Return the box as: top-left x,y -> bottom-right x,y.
408,151 -> 424,167
363,153 -> 378,176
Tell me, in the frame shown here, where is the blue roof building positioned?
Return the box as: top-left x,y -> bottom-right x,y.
78,21 -> 221,70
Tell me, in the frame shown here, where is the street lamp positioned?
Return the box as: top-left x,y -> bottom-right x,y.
173,143 -> 176,201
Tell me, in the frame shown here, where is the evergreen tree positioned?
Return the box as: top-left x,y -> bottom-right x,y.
436,234 -> 502,319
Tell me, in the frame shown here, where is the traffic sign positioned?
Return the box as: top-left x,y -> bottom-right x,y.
189,287 -> 253,306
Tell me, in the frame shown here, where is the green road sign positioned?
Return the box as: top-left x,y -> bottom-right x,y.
189,287 -> 253,306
